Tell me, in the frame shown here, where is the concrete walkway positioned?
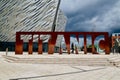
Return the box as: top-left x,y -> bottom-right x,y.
0,52 -> 120,80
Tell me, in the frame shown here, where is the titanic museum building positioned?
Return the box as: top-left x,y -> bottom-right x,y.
0,0 -> 67,52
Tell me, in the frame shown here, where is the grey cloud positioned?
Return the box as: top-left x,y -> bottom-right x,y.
87,0 -> 120,32
60,0 -> 100,15
60,0 -> 120,34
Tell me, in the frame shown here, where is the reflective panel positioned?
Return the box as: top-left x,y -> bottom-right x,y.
0,0 -> 67,43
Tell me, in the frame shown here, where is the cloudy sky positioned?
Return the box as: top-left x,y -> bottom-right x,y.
60,0 -> 120,34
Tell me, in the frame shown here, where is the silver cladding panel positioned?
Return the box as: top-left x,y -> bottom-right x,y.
55,10 -> 67,46
0,0 -> 66,43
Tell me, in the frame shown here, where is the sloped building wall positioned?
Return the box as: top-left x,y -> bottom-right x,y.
0,0 -> 67,52
0,0 -> 66,42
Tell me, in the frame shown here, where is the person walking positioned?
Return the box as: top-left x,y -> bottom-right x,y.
71,43 -> 74,53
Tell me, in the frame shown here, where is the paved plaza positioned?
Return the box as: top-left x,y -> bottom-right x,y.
0,52 -> 120,80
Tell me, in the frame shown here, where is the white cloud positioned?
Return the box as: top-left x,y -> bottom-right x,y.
60,0 -> 120,33
60,0 -> 99,14
64,0 -> 120,33
88,1 -> 120,32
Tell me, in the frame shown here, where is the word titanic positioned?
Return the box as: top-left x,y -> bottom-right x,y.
15,32 -> 110,55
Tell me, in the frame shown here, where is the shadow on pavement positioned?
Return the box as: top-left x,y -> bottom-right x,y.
10,67 -> 106,80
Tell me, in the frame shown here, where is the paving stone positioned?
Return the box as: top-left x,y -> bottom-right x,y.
0,52 -> 120,80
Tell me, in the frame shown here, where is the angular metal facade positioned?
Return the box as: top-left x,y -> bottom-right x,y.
55,10 -> 67,46
0,0 -> 66,43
